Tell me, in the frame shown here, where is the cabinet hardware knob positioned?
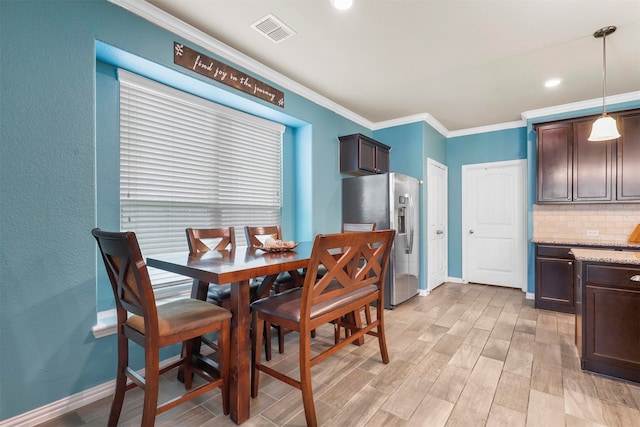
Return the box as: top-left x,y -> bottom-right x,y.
631,275 -> 640,282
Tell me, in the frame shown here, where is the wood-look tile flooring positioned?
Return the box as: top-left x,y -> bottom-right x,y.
36,282 -> 640,426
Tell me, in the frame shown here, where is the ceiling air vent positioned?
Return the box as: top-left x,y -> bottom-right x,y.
251,14 -> 296,43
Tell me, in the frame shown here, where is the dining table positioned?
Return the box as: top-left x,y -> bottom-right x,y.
146,241 -> 314,424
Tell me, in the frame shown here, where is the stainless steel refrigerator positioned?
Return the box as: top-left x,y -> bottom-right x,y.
342,172 -> 420,309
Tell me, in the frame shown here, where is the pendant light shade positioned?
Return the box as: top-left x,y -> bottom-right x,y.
588,26 -> 620,142
589,115 -> 620,141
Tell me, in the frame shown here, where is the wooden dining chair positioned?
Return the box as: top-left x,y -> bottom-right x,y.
244,225 -> 303,355
91,228 -> 231,427
250,229 -> 395,427
186,227 -> 269,307
335,222 -> 378,343
186,227 -> 274,359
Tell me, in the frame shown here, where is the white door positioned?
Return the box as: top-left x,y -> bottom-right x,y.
462,160 -> 526,290
427,158 -> 448,292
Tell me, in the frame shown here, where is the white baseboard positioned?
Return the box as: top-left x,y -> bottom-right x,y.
447,276 -> 467,284
0,355 -> 181,427
0,381 -> 115,427
525,292 -> 535,300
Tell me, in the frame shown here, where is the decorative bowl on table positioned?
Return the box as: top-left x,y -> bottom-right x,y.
253,237 -> 298,253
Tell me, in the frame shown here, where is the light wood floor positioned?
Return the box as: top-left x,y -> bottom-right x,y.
36,282 -> 640,426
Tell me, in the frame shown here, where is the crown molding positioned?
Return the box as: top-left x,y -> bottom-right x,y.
521,91 -> 640,121
371,113 -> 449,137
106,1 -> 640,139
448,120 -> 526,138
108,0 -> 372,128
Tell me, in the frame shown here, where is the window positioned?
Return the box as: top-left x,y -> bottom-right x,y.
119,70 -> 285,295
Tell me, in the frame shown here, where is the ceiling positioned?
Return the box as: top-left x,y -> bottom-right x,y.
136,0 -> 639,133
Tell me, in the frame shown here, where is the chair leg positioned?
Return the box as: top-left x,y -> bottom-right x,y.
264,321 -> 272,361
277,325 -> 285,354
251,311 -> 265,398
183,339 -> 194,390
299,334 -> 318,427
141,348 -> 160,427
377,315 -> 390,364
107,333 -> 128,427
219,320 -> 231,415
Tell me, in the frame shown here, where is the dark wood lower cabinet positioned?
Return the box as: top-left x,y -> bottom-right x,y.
575,261 -> 640,383
535,244 -> 575,313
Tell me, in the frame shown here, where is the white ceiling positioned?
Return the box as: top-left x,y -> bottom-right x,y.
134,0 -> 639,133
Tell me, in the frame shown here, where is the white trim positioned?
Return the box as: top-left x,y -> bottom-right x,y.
108,2 -> 640,139
448,120 -> 526,138
447,277 -> 467,284
91,309 -> 117,338
371,113 -> 448,137
525,292 -> 535,300
418,289 -> 430,296
108,0 -> 373,129
521,92 -> 640,121
0,356 -> 182,427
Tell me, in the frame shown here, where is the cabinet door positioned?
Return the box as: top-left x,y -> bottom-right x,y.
375,145 -> 390,173
358,137 -> 377,173
573,120 -> 613,201
583,284 -> 640,381
535,252 -> 575,313
537,123 -> 572,202
617,111 -> 640,200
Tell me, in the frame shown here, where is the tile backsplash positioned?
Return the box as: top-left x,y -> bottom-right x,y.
533,204 -> 640,244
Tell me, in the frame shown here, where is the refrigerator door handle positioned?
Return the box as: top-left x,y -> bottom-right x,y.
406,193 -> 414,254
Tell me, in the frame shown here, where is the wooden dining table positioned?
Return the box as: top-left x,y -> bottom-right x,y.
146,241 -> 314,424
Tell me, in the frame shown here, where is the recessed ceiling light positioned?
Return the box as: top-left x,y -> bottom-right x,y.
544,78 -> 562,88
331,0 -> 354,11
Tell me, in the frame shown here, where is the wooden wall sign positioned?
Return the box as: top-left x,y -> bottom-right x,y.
174,42 -> 285,108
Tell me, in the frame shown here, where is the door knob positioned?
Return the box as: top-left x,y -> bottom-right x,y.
469,230 -> 474,234
631,275 -> 640,282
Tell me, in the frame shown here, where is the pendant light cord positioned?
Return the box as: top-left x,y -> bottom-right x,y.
602,32 -> 607,115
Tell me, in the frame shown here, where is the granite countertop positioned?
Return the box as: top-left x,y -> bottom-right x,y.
532,238 -> 640,249
570,248 -> 640,265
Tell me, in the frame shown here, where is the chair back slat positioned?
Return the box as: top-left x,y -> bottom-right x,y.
186,227 -> 236,253
342,222 -> 377,232
301,230 -> 395,317
92,229 -> 157,322
244,225 -> 282,247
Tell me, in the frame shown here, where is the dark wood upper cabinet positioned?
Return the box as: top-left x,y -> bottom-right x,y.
617,110 -> 640,200
572,119 -> 613,202
537,123 -> 572,202
536,108 -> 640,203
339,133 -> 391,176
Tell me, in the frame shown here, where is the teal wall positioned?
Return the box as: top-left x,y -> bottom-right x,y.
446,127 -> 528,279
1,0 -> 372,419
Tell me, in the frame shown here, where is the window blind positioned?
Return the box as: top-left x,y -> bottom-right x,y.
118,69 -> 284,292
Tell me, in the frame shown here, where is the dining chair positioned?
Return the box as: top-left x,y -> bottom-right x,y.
250,229 -> 395,427
335,222 -> 378,344
186,227 -> 275,359
91,228 -> 231,426
186,227 -> 270,306
244,225 -> 303,355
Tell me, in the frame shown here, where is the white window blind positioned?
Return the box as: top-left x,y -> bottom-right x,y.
118,69 -> 285,292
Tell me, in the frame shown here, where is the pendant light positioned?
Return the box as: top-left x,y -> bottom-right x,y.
588,26 -> 620,141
